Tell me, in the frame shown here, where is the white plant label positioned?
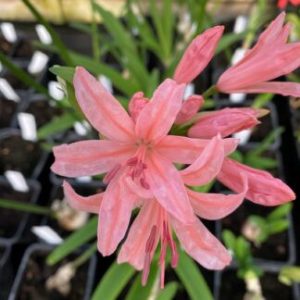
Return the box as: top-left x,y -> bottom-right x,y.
234,16 -> 248,34
32,226 -> 63,245
98,75 -> 113,93
73,121 -> 90,136
35,24 -> 52,44
231,48 -> 246,65
76,176 -> 92,183
5,170 -> 29,192
0,78 -> 20,102
0,22 -> 17,43
184,84 -> 195,100
18,112 -> 38,142
28,51 -> 49,74
230,93 -> 246,103
48,81 -> 64,101
233,129 -> 252,145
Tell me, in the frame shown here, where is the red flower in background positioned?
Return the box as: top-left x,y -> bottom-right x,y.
278,0 -> 300,9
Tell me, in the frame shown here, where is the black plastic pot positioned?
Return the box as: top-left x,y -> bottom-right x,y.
0,128 -> 49,179
0,96 -> 19,129
214,267 -> 300,300
8,243 -> 97,300
0,244 -> 13,300
0,176 -> 41,244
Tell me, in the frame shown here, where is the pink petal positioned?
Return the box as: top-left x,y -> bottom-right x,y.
188,108 -> 260,139
128,92 -> 149,122
118,201 -> 160,270
187,175 -> 247,220
74,67 -> 135,142
174,26 -> 224,84
175,95 -> 204,124
98,176 -> 137,256
172,217 -> 231,269
63,181 -> 103,214
233,81 -> 300,97
157,135 -> 238,164
51,140 -> 135,177
146,153 -> 194,224
180,135 -> 227,186
135,79 -> 185,141
217,158 -> 296,206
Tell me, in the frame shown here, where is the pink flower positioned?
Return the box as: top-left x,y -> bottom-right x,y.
64,135 -> 245,287
51,67 -> 237,256
278,0 -> 300,9
217,13 -> 300,97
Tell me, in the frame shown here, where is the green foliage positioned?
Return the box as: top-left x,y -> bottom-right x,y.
47,217 -> 97,266
91,262 -> 136,300
222,230 -> 262,279
243,203 -> 292,246
175,249 -> 213,300
279,266 -> 300,286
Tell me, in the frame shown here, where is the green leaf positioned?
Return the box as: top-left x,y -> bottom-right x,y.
46,217 -> 97,265
37,113 -> 77,139
222,229 -> 236,250
125,264 -> 158,300
175,249 -> 213,300
22,0 -> 73,66
0,52 -> 49,96
279,266 -> 300,286
0,198 -> 51,216
267,203 -> 292,221
244,155 -> 278,170
252,93 -> 273,109
229,150 -> 243,163
157,282 -> 178,300
268,219 -> 289,235
50,65 -> 75,84
92,262 -> 135,300
216,33 -> 245,55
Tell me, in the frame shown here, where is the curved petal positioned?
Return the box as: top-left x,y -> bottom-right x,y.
174,26 -> 224,84
98,175 -> 137,256
175,95 -> 204,124
74,67 -> 135,142
146,153 -> 194,224
128,92 -> 149,122
118,201 -> 160,270
172,217 -> 231,270
157,135 -> 238,164
51,140 -> 135,177
233,81 -> 300,97
187,175 -> 247,220
217,158 -> 296,206
135,79 -> 186,142
188,108 -> 260,139
63,181 -> 103,214
180,135 -> 226,186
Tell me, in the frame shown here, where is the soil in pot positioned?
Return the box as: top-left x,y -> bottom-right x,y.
0,36 -> 13,54
0,97 -> 18,128
0,181 -> 32,238
3,70 -> 28,90
221,202 -> 289,262
0,134 -> 43,177
24,99 -> 63,129
249,113 -> 274,144
13,40 -> 33,59
16,249 -> 89,300
219,270 -> 294,300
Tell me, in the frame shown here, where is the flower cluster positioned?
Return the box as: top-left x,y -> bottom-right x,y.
51,13 -> 297,287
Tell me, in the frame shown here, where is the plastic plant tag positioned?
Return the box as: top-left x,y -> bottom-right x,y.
0,78 -> 20,102
229,93 -> 246,103
231,48 -> 246,65
183,83 -> 195,100
73,121 -> 89,136
98,75 -> 113,93
28,51 -> 49,74
32,226 -> 63,245
48,81 -> 64,101
17,112 -> 38,141
35,24 -> 52,44
233,129 -> 252,145
233,15 -> 248,34
0,22 -> 17,43
75,176 -> 92,183
5,170 -> 29,192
